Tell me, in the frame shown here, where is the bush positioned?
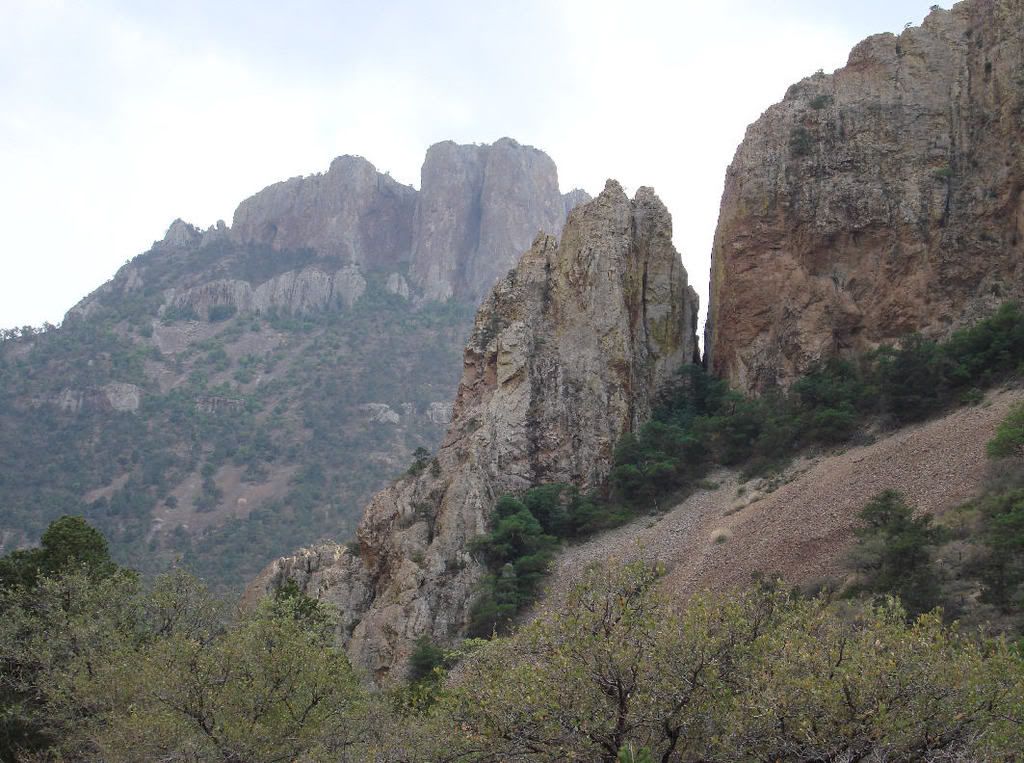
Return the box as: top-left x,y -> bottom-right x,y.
789,125 -> 814,157
207,304 -> 237,322
988,401 -> 1024,459
849,490 -> 945,615
407,635 -> 446,683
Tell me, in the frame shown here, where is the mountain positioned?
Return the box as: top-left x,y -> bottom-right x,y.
0,139 -> 588,590
247,180 -> 700,681
705,0 -> 1024,393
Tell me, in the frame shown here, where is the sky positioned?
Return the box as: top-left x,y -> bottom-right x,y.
0,0 -> 942,330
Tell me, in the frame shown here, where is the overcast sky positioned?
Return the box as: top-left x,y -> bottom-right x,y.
1,0 -> 941,329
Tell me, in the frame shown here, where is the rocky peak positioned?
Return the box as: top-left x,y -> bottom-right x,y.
705,0 -> 1024,393
215,139 -> 587,304
247,180 -> 698,681
562,187 -> 592,217
158,218 -> 202,250
230,154 -> 417,271
411,137 -> 584,303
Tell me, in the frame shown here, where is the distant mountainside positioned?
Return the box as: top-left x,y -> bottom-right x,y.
0,138 -> 588,591
706,0 -> 1024,393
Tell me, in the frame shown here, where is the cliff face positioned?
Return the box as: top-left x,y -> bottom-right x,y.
195,137 -> 588,309
706,0 -> 1024,393
231,156 -> 416,272
4,139 -> 586,592
412,137 -> 581,303
248,181 -> 699,681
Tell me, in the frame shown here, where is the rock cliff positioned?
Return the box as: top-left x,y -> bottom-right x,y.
412,137 -> 585,303
231,156 -> 417,272
706,0 -> 1024,393
248,181 -> 699,681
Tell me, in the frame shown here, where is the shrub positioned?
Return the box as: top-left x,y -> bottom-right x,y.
407,635 -> 446,683
849,490 -> 945,615
987,401 -> 1024,459
789,125 -> 814,157
207,304 -> 237,322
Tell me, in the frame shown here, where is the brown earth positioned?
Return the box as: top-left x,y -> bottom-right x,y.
539,388 -> 1024,610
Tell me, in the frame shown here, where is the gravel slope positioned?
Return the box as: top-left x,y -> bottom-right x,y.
539,388 -> 1024,609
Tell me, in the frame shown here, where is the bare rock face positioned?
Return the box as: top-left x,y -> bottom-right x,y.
165,264 -> 368,318
159,219 -> 203,250
706,0 -> 1024,393
231,156 -> 417,272
247,181 -> 698,681
411,137 -> 590,303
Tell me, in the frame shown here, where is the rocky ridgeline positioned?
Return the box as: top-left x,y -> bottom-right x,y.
69,138 -> 588,322
706,0 -> 1024,393
247,181 -> 699,681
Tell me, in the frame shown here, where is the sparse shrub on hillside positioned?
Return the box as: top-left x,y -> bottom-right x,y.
789,125 -> 814,157
987,401 -> 1024,459
847,490 -> 946,615
206,304 -> 237,322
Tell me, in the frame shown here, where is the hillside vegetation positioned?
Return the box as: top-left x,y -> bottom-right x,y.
470,303 -> 1024,632
0,253 -> 474,591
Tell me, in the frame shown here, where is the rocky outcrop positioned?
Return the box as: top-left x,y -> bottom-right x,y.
231,156 -> 417,272
158,219 -> 203,250
411,138 -> 590,303
706,0 -> 1024,393
71,139 -> 589,325
31,383 -> 141,414
247,181 -> 698,681
165,264 -> 368,318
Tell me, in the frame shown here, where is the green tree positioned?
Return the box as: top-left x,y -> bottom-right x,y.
99,594 -> 364,762
430,561 -> 1024,762
0,515 -> 117,591
848,490 -> 945,615
408,635 -> 446,684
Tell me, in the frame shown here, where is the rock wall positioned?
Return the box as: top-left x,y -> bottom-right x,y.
706,0 -> 1024,393
411,137 -> 584,303
247,181 -> 699,681
166,265 -> 368,318
218,138 -> 589,307
230,155 -> 417,272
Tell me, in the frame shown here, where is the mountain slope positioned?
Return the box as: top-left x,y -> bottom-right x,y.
541,387 -> 1024,610
0,139 -> 588,591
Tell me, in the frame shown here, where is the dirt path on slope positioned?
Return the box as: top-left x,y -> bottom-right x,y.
539,388 -> 1024,610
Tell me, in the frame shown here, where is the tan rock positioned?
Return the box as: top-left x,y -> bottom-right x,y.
706,0 -> 1024,393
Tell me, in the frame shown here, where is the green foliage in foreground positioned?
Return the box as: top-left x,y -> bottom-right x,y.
0,563 -> 364,761
3,535 -> 1023,762
433,561 -> 1024,762
471,302 -> 1024,630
